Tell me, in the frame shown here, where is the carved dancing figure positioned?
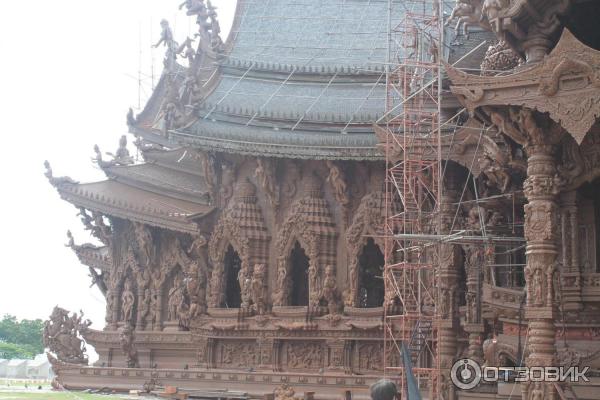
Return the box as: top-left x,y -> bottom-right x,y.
134,222 -> 154,266
177,37 -> 196,66
250,264 -> 268,315
168,276 -> 185,320
445,0 -> 485,37
321,265 -> 341,315
153,20 -> 178,71
325,160 -> 349,206
121,280 -> 135,323
273,264 -> 288,306
255,158 -> 279,208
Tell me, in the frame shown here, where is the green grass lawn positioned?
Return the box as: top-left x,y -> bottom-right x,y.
0,391 -> 135,400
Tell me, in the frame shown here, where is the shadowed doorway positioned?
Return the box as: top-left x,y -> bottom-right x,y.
358,238 -> 385,307
223,245 -> 242,308
290,241 -> 310,306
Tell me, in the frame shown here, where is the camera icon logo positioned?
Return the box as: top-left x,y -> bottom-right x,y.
450,358 -> 482,390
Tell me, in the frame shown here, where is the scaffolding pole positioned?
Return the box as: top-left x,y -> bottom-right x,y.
383,0 -> 444,398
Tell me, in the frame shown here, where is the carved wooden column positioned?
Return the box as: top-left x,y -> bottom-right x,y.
559,190 -> 583,311
463,244 -> 485,365
154,292 -> 163,331
522,127 -> 561,400
438,178 -> 462,400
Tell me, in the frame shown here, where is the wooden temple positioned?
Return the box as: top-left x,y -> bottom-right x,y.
43,0 -> 600,399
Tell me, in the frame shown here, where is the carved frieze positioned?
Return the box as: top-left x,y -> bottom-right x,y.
284,342 -> 323,370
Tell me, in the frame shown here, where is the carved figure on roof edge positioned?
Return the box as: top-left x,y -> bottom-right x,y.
445,0 -> 489,37
44,160 -> 78,186
177,37 -> 196,66
153,19 -> 178,71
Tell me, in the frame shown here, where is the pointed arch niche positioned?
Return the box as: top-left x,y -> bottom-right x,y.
208,179 -> 269,310
345,190 -> 396,308
273,174 -> 337,308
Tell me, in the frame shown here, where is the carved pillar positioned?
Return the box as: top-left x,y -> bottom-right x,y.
136,290 -> 144,329
559,191 -> 583,311
438,179 -> 462,400
523,136 -> 560,400
154,292 -> 163,331
111,292 -> 120,330
463,245 -> 485,365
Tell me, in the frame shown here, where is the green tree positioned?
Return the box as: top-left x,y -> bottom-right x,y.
0,314 -> 44,359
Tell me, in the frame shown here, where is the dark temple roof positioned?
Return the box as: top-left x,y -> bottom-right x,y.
48,149 -> 215,234
131,0 -> 483,160
133,0 -> 412,160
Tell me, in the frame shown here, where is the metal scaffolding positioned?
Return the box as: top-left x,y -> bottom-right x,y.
382,0 -> 444,398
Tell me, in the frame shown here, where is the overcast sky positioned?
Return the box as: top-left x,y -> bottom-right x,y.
0,1 -> 235,334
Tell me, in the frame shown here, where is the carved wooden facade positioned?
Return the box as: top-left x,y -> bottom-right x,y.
45,1 -> 600,399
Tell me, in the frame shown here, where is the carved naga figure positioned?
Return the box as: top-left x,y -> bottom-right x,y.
43,307 -> 90,364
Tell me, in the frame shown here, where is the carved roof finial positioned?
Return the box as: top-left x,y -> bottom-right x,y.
65,230 -> 75,249
44,160 -> 78,187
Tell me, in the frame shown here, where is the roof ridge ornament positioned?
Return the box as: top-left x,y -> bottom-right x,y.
44,160 -> 78,187
93,136 -> 135,169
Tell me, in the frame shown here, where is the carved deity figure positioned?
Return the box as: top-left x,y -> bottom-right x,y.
251,264 -> 268,315
479,151 -> 511,193
273,263 -> 289,306
134,222 -> 154,266
326,160 -> 349,206
119,325 -> 139,368
168,275 -> 185,320
121,280 -> 135,323
445,0 -> 486,37
219,162 -> 235,204
238,266 -> 252,309
179,0 -> 210,29
201,153 -> 217,195
177,37 -> 196,66
43,307 -> 91,364
105,135 -> 134,166
321,265 -> 341,315
308,263 -> 320,307
153,19 -> 178,70
255,158 -> 279,209
138,287 -> 152,328
528,381 -> 544,400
